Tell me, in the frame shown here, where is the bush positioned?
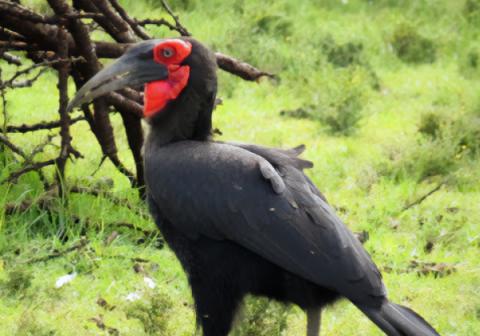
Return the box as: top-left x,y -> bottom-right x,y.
418,112 -> 441,138
1,267 -> 33,296
320,36 -> 380,89
319,94 -> 363,135
388,110 -> 480,182
15,311 -> 56,336
280,68 -> 366,136
459,46 -> 480,79
321,36 -> 364,68
463,0 -> 480,25
125,291 -> 175,335
232,296 -> 291,336
391,24 -> 436,64
253,15 -> 292,37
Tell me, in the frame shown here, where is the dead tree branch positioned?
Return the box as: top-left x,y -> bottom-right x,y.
0,133 -> 50,187
160,0 -> 191,36
6,116 -> 85,133
2,158 -> 57,185
0,51 -> 21,65
109,0 -> 150,40
215,52 -> 276,81
55,25 -> 71,194
0,0 -> 274,196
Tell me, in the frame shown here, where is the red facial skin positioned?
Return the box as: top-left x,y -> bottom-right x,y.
144,39 -> 192,117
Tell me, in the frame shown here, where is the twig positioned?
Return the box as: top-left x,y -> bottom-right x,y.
113,222 -> 156,237
0,51 -> 21,65
109,0 -> 150,40
90,0 -> 135,42
24,237 -> 89,264
6,116 -> 85,133
2,67 -> 49,89
0,133 -> 27,157
2,158 -> 56,184
0,57 -> 83,90
105,91 -> 142,117
0,133 -> 50,187
160,0 -> 191,36
0,0 -> 51,24
0,27 -> 26,42
53,0 -> 137,186
136,18 -> 185,35
0,0 -> 276,193
31,135 -> 57,159
91,154 -> 107,176
4,188 -> 58,215
215,52 -> 276,81
402,181 -> 447,212
0,68 -> 6,130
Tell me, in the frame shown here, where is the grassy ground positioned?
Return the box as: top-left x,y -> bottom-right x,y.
1,0 -> 480,335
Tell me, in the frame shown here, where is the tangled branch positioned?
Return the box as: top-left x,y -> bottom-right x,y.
0,0 -> 274,197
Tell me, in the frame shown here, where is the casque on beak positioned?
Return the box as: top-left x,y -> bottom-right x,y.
66,41 -> 168,113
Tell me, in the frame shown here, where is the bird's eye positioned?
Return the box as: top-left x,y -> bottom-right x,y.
162,47 -> 175,58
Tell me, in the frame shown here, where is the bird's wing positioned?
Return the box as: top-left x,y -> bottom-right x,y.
145,141 -> 386,305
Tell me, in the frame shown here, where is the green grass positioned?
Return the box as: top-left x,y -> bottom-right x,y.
1,0 -> 480,335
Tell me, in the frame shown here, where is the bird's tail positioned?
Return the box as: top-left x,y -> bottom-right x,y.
357,300 -> 440,336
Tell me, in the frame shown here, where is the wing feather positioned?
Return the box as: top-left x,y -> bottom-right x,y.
145,141 -> 386,305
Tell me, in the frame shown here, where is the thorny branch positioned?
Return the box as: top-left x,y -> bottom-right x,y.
0,0 -> 275,198
55,25 -> 71,195
0,133 -> 50,187
159,0 -> 191,36
6,116 -> 85,133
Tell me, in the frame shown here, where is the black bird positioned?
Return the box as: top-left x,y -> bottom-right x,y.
68,38 -> 440,336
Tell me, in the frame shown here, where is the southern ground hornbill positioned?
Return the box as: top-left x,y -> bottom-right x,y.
68,38 -> 440,336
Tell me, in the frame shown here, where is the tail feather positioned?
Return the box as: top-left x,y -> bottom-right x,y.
357,301 -> 440,336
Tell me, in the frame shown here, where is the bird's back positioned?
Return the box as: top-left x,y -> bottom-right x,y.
144,140 -> 386,307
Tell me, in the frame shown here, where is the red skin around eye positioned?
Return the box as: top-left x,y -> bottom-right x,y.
153,39 -> 192,65
144,39 -> 192,117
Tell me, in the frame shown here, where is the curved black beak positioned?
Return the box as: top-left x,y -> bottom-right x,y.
67,40 -> 168,112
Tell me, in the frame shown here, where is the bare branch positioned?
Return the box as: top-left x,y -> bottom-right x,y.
136,18 -> 185,35
6,116 -> 85,133
89,0 -> 136,42
55,25 -> 71,194
160,0 -> 191,36
0,51 -> 21,65
0,133 -> 50,187
0,0 -> 275,194
402,181 -> 447,212
215,52 -> 276,81
2,158 -> 56,185
108,0 -> 150,40
25,237 -> 89,264
0,133 -> 27,157
0,57 -> 83,90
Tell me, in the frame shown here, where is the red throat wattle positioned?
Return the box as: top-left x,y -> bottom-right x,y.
144,65 -> 190,117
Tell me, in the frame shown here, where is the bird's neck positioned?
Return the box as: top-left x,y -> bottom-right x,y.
146,88 -> 214,146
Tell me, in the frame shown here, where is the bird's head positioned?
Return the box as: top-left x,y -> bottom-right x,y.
67,37 -> 217,124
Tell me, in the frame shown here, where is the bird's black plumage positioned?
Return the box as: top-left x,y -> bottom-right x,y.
68,37 -> 441,336
145,141 -> 387,303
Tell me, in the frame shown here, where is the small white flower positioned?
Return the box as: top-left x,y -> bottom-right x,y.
143,276 -> 156,289
125,291 -> 142,302
55,272 -> 77,288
